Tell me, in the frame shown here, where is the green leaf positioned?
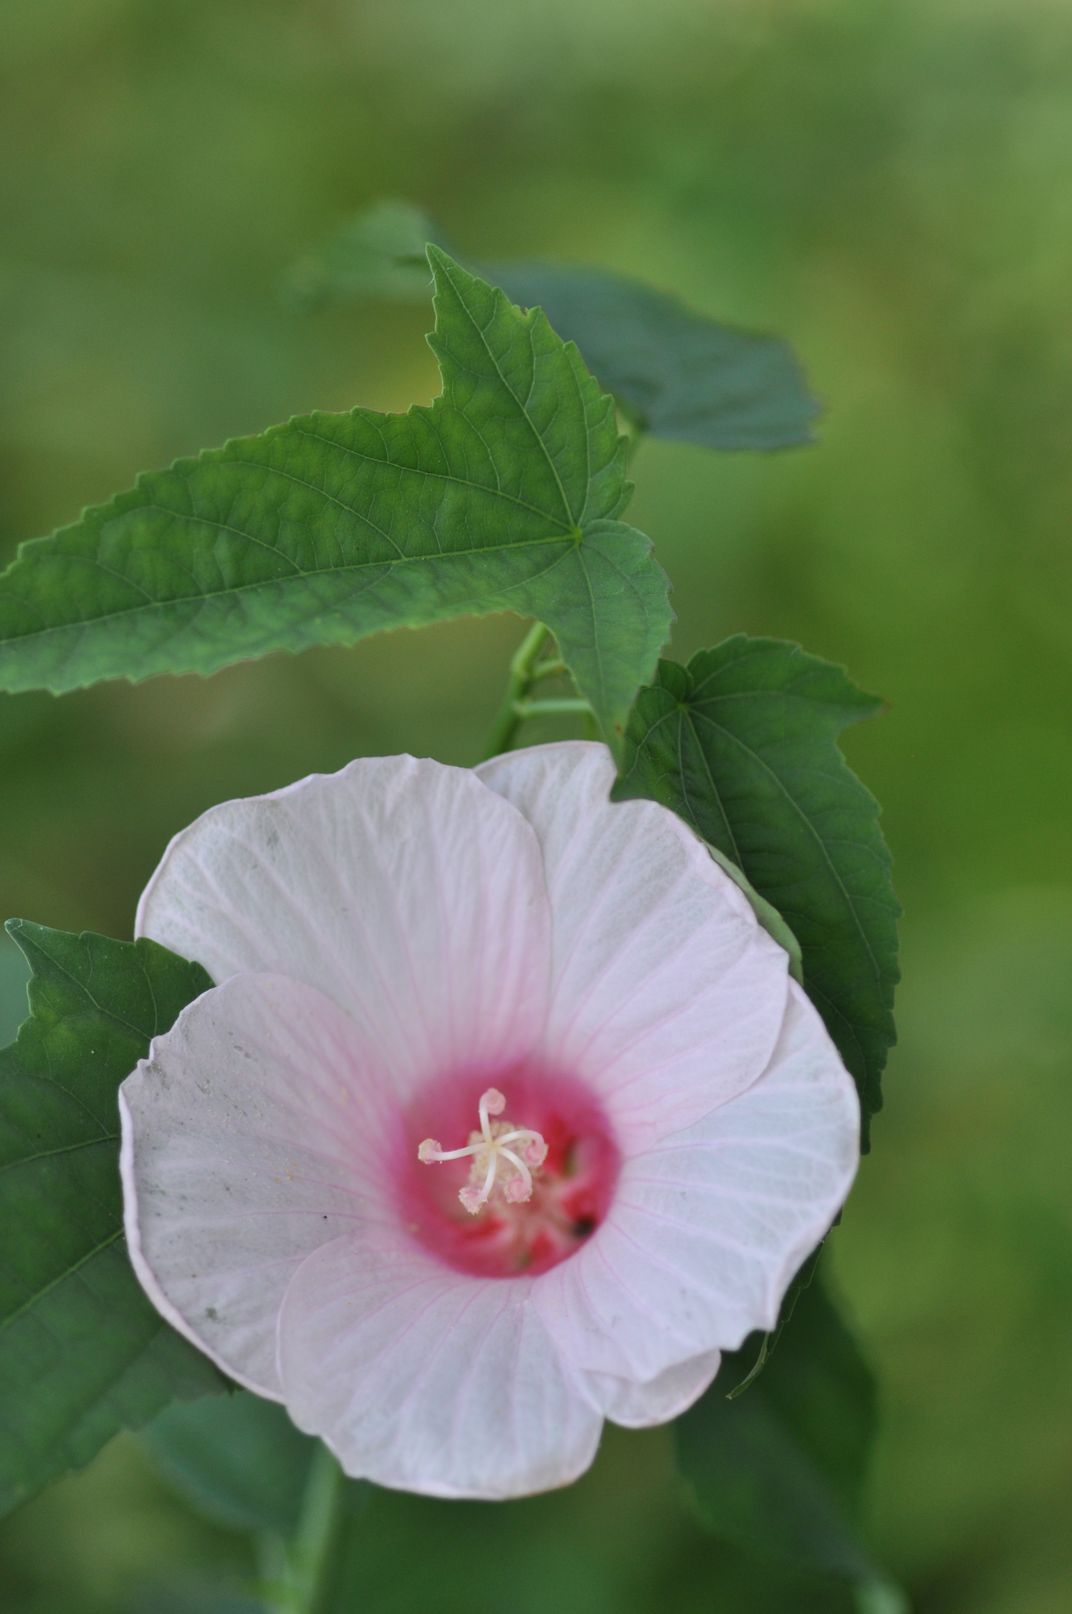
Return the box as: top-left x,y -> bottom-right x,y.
0,250 -> 670,746
0,920 -> 223,1518
144,1392 -> 318,1535
724,1246 -> 823,1400
286,198 -> 441,306
0,934 -> 30,1044
293,201 -> 819,451
484,261 -> 819,452
676,1270 -> 879,1583
615,637 -> 899,1142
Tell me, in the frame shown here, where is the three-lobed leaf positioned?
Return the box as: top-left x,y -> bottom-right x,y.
0,920 -> 223,1518
676,1269 -> 879,1584
292,199 -> 819,451
615,636 -> 899,1142
0,250 -> 671,746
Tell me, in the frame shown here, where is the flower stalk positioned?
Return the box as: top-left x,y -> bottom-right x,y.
271,1442 -> 347,1614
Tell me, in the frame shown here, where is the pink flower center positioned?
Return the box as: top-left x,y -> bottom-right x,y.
399,1068 -> 620,1277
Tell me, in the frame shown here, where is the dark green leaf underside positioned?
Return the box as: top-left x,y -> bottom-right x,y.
615,636 -> 899,1142
0,938 -> 30,1043
287,198 -> 440,305
145,1392 -> 318,1535
485,261 -> 819,451
0,250 -> 670,744
676,1270 -> 878,1582
0,921 -> 222,1518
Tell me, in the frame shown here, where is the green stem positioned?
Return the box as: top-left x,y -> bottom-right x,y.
482,617 -> 603,758
531,656 -> 566,681
512,697 -> 591,719
273,1443 -> 347,1614
482,621 -> 550,758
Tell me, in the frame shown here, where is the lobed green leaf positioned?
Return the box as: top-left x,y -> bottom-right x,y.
0,250 -> 671,745
0,921 -> 223,1518
615,636 -> 899,1142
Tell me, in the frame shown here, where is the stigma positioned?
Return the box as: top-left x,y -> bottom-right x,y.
418,1087 -> 548,1216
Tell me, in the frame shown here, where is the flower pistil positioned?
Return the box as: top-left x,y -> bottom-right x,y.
418,1087 -> 549,1215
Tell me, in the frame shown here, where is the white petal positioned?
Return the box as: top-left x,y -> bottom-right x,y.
536,981 -> 859,1383
137,757 -> 552,1095
120,973 -> 396,1396
585,1351 -> 721,1428
478,742 -> 790,1146
276,1233 -> 603,1499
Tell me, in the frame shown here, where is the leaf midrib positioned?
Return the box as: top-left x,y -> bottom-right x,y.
687,705 -> 887,995
0,527 -> 576,650
0,1132 -> 120,1176
434,252 -> 578,528
0,1227 -> 124,1336
625,694 -> 891,1051
675,708 -> 744,867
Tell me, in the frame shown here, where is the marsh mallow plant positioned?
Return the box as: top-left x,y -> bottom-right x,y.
0,212 -> 899,1605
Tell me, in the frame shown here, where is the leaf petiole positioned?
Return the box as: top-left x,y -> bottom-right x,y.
482,624 -> 597,757
481,621 -> 550,757
512,697 -> 592,719
531,655 -> 566,680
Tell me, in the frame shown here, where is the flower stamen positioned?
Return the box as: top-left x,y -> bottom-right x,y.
417,1087 -> 548,1216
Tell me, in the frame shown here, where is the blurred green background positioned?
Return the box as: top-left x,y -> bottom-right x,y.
1,0 -> 1070,1609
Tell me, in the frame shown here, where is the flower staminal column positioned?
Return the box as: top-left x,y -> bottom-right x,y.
409,1077 -> 618,1276
121,744 -> 859,1499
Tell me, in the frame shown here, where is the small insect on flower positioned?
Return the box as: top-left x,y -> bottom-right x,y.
120,743 -> 859,1499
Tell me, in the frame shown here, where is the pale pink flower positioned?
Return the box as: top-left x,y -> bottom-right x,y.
120,743 -> 859,1500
